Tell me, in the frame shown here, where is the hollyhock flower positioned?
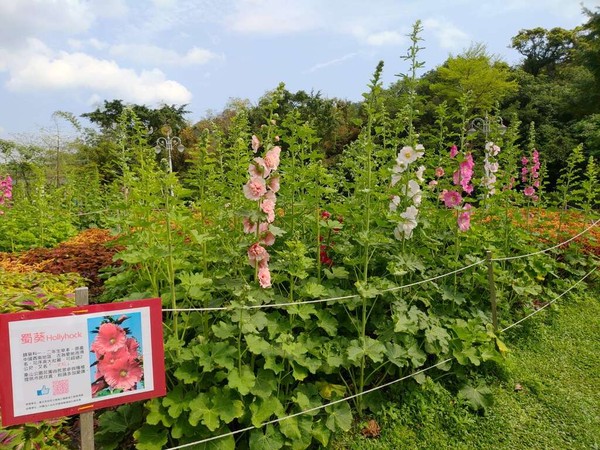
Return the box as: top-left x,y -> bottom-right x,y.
248,243 -> 269,267
321,210 -> 331,220
402,179 -> 422,206
485,142 -> 501,157
429,180 -> 438,187
125,337 -> 139,356
397,145 -> 423,166
268,175 -> 280,193
91,373 -> 107,396
442,190 -> 462,208
249,159 -> 270,178
533,179 -> 540,188
261,231 -> 276,246
243,176 -> 267,200
97,346 -> 131,374
449,145 -> 458,158
389,195 -> 400,212
104,360 -> 143,391
257,265 -> 271,288
391,162 -> 408,183
458,204 -> 472,232
521,156 -> 529,165
91,323 -> 127,355
251,135 -> 260,153
435,167 -> 444,177
524,186 -> 535,197
264,146 -> 281,171
261,198 -> 276,223
415,165 -> 425,182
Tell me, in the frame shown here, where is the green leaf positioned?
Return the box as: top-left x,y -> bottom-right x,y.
316,381 -> 346,400
133,425 -> 168,450
227,366 -> 256,395
250,368 -> 278,399
279,416 -> 302,441
174,360 -> 201,384
212,321 -> 237,339
162,385 -> 190,419
249,425 -> 284,450
315,310 -> 338,336
312,421 -> 331,447
211,342 -> 237,371
325,402 -> 353,432
144,399 -> 174,427
458,384 -> 494,411
407,342 -> 427,366
385,342 -> 408,368
324,266 -> 349,280
98,403 -> 144,434
347,337 -> 386,364
245,334 -> 271,355
188,393 -> 220,431
249,397 -> 285,427
300,281 -> 327,299
211,388 -> 245,423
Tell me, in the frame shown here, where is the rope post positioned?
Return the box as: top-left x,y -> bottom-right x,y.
75,287 -> 95,450
486,251 -> 498,332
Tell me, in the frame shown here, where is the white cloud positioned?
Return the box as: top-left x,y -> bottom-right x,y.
109,44 -> 222,66
365,31 -> 405,46
305,53 -> 357,73
423,18 -> 470,51
2,40 -> 192,105
0,0 -> 95,47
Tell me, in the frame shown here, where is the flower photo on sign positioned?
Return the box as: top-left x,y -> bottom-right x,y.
87,313 -> 144,398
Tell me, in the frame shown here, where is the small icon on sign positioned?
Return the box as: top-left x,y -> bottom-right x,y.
36,385 -> 50,396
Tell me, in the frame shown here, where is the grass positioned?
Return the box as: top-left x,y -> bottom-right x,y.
335,280 -> 600,449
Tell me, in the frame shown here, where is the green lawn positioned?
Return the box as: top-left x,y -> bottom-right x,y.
335,282 -> 600,449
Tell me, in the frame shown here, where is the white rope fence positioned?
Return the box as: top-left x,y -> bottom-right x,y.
162,264 -> 598,450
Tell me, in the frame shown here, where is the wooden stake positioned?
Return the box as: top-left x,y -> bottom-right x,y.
486,251 -> 498,332
75,287 -> 95,450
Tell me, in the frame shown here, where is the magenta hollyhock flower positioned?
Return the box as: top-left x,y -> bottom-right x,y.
243,176 -> 267,200
91,323 -> 127,355
449,145 -> 458,158
264,146 -> 281,171
103,359 -> 143,391
442,190 -> 462,208
248,243 -> 269,267
524,186 -> 536,197
257,265 -> 271,288
251,135 -> 260,153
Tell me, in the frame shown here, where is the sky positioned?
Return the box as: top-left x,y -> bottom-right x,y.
0,0 -> 596,140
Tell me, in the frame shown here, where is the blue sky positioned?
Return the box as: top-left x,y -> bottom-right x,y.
0,0 -> 595,139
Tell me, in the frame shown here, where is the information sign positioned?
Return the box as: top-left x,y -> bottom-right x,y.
0,298 -> 165,426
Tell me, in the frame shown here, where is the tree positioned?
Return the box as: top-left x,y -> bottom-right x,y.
510,27 -> 578,76
429,44 -> 518,115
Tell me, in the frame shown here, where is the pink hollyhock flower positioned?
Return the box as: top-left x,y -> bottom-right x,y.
243,176 -> 267,200
261,231 -> 276,246
91,373 -> 107,396
533,179 -> 540,188
261,198 -> 276,223
251,135 -> 260,153
521,156 -> 529,165
97,346 -> 131,374
243,217 -> 256,234
442,190 -> 462,208
429,180 -> 438,187
125,337 -> 139,356
268,175 -> 280,193
91,323 -> 127,355
450,145 -> 458,158
103,360 -> 143,391
248,243 -> 269,267
258,265 -> 271,288
264,146 -> 281,171
435,167 -> 444,177
524,186 -> 536,197
250,158 -> 271,178
458,205 -> 472,232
